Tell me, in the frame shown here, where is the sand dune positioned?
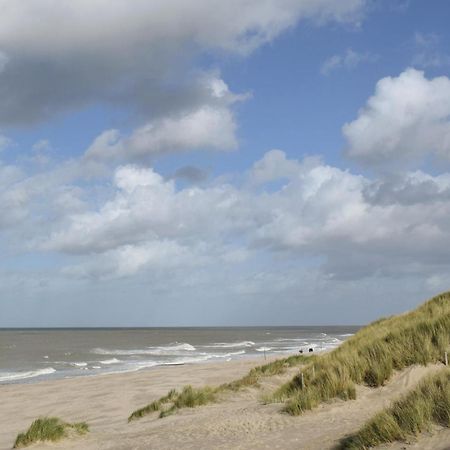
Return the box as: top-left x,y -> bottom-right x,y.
1,356 -> 448,450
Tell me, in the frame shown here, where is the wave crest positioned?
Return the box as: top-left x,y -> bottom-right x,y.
0,367 -> 56,382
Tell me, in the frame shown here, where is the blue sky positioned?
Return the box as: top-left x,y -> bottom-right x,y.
1,0 -> 450,326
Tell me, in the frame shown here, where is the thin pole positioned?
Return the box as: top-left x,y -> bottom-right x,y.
445,352 -> 448,366
301,372 -> 304,389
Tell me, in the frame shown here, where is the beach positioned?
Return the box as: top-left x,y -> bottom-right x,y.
1,355 -> 449,450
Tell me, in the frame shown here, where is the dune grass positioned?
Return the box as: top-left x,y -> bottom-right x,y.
14,417 -> 89,448
128,291 -> 450,422
339,368 -> 450,449
128,389 -> 177,421
271,292 -> 450,416
128,353 -> 309,421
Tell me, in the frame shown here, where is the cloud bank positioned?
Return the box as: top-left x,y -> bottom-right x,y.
0,0 -> 366,126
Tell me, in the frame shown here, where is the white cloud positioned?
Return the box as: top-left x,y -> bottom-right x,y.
343,68 -> 450,165
320,48 -> 377,75
86,105 -> 238,160
363,171 -> 450,206
41,163 -> 253,256
33,150 -> 450,282
249,149 -> 306,184
85,74 -> 243,160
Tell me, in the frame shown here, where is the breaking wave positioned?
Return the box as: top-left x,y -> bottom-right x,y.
0,367 -> 56,383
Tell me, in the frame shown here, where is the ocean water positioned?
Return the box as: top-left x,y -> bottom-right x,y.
0,327 -> 359,384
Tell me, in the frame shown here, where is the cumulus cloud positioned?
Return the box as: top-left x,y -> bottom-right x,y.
0,0 -> 366,126
363,171 -> 450,206
86,105 -> 238,160
343,68 -> 450,165
32,150 -> 450,282
84,74 -> 245,160
320,48 -> 377,75
41,164 -> 255,257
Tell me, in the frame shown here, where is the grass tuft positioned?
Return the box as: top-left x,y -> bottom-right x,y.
339,368 -> 450,449
128,389 -> 176,422
14,417 -> 88,448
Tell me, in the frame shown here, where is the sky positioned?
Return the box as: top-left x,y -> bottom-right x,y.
1,0 -> 450,327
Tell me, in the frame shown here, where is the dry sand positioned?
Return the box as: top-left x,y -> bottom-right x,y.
1,357 -> 449,450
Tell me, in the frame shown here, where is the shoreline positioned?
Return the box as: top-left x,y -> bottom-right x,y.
0,351 -> 296,387
0,353 -> 295,450
2,347 -> 448,450
0,326 -> 356,387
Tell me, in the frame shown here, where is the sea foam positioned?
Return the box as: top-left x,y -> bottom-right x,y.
207,341 -> 255,349
91,342 -> 196,356
0,367 -> 56,382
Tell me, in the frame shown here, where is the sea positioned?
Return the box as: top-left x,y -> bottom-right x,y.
0,326 -> 359,384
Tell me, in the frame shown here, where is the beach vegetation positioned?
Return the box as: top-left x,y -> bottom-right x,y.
128,354 -> 310,421
128,291 -> 450,423
129,385 -> 217,420
271,292 -> 450,415
128,389 -> 177,421
14,417 -> 88,448
339,368 -> 450,449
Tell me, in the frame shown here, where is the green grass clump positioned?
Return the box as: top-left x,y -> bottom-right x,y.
129,385 -> 217,420
339,368 -> 450,449
272,291 -> 450,415
128,389 -> 177,421
14,417 -> 89,448
222,354 -> 310,391
159,385 -> 217,418
129,354 -> 310,421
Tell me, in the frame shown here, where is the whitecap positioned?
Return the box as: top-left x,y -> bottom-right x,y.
100,358 -> 121,365
207,341 -> 255,349
0,367 -> 56,383
211,350 -> 246,358
274,338 -> 309,343
91,342 -> 196,356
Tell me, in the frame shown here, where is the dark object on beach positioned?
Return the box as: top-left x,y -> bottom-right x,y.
299,349 -> 303,354
309,348 -> 314,352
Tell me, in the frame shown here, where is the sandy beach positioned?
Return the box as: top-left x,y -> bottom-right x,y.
1,356 -> 449,450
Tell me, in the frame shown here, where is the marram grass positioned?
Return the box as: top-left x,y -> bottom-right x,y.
14,417 -> 88,448
272,292 -> 450,415
339,368 -> 450,449
128,354 -> 309,421
128,385 -> 216,420
128,291 -> 450,422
